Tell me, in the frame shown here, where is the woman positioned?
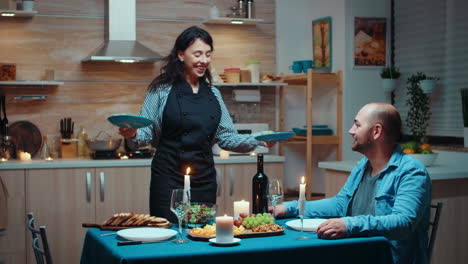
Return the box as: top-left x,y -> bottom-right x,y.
120,26 -> 272,222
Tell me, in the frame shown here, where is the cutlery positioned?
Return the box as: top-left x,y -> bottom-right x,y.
117,239 -> 171,246
100,232 -> 117,237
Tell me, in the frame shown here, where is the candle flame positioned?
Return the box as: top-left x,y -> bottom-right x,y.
301,176 -> 305,184
224,214 -> 227,217
186,167 -> 191,175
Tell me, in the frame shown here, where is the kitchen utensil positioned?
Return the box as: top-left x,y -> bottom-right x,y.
59,117 -> 74,139
9,121 -> 42,157
107,114 -> 152,129
86,131 -> 122,152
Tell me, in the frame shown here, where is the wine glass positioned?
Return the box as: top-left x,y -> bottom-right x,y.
295,198 -> 310,240
267,179 -> 283,219
170,189 -> 190,244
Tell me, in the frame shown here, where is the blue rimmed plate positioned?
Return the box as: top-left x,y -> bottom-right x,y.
107,115 -> 152,129
254,132 -> 295,142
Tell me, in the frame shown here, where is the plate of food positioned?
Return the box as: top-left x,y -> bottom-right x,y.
285,218 -> 327,232
117,227 -> 177,242
254,131 -> 295,142
107,114 -> 152,129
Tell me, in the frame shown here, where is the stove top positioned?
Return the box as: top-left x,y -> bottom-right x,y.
91,149 -> 153,159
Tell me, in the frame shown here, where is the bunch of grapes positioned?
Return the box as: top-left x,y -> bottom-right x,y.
241,213 -> 274,229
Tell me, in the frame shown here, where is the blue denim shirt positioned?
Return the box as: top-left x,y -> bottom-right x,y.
284,146 -> 432,264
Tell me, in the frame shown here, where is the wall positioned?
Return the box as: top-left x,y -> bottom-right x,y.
0,0 -> 278,151
275,0 -> 346,192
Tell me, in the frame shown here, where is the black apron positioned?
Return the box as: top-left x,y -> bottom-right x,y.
150,79 -> 221,222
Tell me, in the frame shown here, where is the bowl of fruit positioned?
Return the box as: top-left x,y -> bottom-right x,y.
187,203 -> 217,228
402,141 -> 438,167
234,213 -> 275,229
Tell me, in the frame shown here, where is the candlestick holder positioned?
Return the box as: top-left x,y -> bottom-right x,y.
295,198 -> 310,240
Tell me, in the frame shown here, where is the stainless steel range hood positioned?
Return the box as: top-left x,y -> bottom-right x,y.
83,0 -> 162,63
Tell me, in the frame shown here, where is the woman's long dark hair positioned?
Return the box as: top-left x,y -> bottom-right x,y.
149,26 -> 214,91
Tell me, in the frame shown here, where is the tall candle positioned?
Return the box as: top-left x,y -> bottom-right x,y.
183,167 -> 191,202
184,167 -> 191,191
215,215 -> 234,243
233,200 -> 250,219
299,176 -> 306,201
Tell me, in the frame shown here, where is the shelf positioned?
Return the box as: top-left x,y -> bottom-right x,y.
0,10 -> 37,17
283,73 -> 338,85
0,81 -> 64,86
286,135 -> 340,145
203,17 -> 264,25
214,82 -> 286,87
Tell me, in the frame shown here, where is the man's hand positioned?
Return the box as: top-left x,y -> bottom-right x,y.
270,204 -> 287,218
316,218 -> 347,239
261,141 -> 276,148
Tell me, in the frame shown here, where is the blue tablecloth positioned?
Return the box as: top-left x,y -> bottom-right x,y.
80,219 -> 392,264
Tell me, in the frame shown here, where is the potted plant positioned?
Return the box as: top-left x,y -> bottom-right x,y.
420,75 -> 439,94
380,65 -> 401,92
403,72 -> 438,166
461,88 -> 468,147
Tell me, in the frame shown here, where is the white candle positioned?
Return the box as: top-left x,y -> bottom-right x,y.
183,167 -> 191,202
215,215 -> 234,243
299,176 -> 306,201
19,151 -> 32,161
219,150 -> 230,159
233,200 -> 250,219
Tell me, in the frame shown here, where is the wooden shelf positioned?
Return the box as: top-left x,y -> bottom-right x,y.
203,17 -> 264,25
279,69 -> 343,200
0,81 -> 64,86
283,73 -> 338,86
214,82 -> 286,87
286,135 -> 340,144
0,10 -> 37,17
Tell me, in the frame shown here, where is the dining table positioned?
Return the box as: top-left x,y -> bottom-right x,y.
80,218 -> 393,264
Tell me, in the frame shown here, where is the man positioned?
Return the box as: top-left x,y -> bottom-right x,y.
276,102 -> 432,264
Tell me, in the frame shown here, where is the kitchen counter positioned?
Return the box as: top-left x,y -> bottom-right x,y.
318,160 -> 468,180
0,155 -> 285,170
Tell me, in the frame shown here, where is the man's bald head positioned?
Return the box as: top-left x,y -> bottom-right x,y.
361,102 -> 402,144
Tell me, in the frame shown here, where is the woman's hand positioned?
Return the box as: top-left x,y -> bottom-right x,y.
262,141 -> 276,148
119,128 -> 137,138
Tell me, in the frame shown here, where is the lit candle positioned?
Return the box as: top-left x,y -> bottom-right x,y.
233,200 -> 250,219
0,158 -> 7,162
219,150 -> 230,159
183,167 -> 191,202
19,151 -> 31,161
215,215 -> 234,243
45,157 -> 54,162
299,176 -> 306,201
120,155 -> 129,160
250,152 -> 256,156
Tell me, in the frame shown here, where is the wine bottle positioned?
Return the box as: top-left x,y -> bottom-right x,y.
252,154 -> 269,214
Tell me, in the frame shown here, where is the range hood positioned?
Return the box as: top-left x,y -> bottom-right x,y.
83,0 -> 162,63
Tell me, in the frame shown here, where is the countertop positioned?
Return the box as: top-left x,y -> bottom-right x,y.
318,157 -> 468,181
0,155 -> 285,170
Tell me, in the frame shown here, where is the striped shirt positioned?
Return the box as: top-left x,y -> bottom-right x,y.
127,84 -> 262,153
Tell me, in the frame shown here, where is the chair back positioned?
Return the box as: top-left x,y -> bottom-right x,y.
27,213 -> 53,264
428,202 -> 443,262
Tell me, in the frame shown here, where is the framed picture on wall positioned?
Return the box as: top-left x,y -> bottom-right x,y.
354,17 -> 387,67
312,17 -> 332,70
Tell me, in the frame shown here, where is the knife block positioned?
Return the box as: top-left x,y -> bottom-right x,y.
60,137 -> 77,159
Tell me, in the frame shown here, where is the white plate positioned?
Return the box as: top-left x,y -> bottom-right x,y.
285,219 -> 327,232
117,228 -> 177,242
209,237 -> 241,245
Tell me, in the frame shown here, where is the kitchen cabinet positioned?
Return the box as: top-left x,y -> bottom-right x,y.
215,162 -> 284,215
25,166 -> 150,264
280,69 -> 343,200
0,170 -> 26,264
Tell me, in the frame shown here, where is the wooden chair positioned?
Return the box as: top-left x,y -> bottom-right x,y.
27,213 -> 53,264
428,202 -> 443,262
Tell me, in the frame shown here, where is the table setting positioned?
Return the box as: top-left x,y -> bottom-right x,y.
80,170 -> 393,264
